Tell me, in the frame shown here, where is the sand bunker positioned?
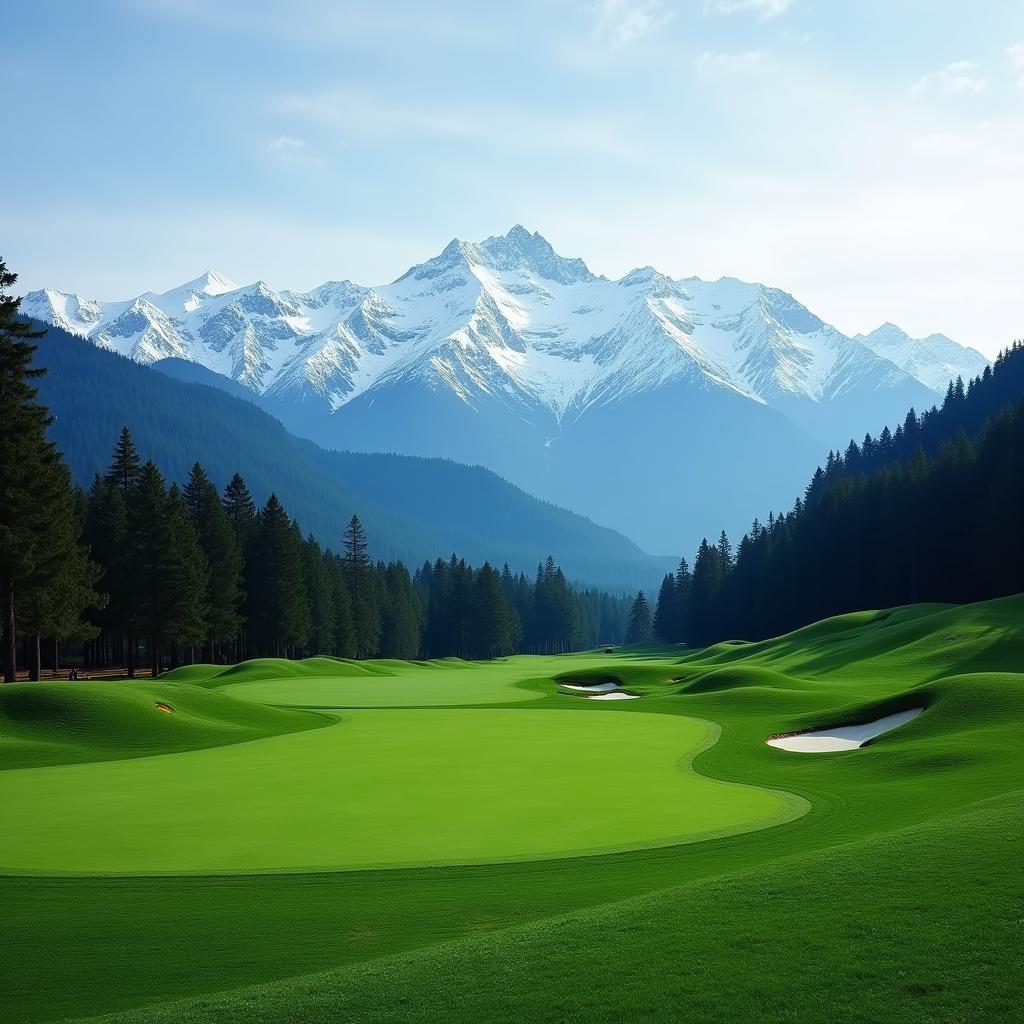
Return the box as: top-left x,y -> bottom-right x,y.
589,691 -> 641,701
153,702 -> 176,715
767,708 -> 923,752
562,681 -> 619,693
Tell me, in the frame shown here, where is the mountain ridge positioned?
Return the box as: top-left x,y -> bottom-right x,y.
24,226 -> 983,420
24,228 -> 984,551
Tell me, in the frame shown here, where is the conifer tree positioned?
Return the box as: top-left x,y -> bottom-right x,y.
674,557 -> 691,643
302,534 -> 335,655
342,515 -> 379,657
380,562 -> 421,658
626,591 -> 652,644
221,473 -> 257,545
326,555 -> 356,658
652,573 -> 677,642
1,258 -> 99,682
248,495 -> 310,657
126,462 -> 209,674
185,463 -> 244,660
221,472 -> 257,657
105,427 -> 142,494
84,475 -> 133,671
470,561 -> 514,658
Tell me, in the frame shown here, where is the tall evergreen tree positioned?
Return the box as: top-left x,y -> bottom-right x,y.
185,463 -> 244,660
221,472 -> 257,657
221,473 -> 257,545
105,427 -> 142,494
248,495 -> 310,657
651,573 -> 677,643
674,557 -> 691,643
380,562 -> 421,659
302,534 -> 335,655
1,258 -> 99,682
470,561 -> 514,659
626,591 -> 652,644
126,462 -> 209,674
342,514 -> 379,657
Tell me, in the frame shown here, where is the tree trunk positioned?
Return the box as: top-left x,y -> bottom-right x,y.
53,637 -> 60,679
28,635 -> 41,681
1,579 -> 15,683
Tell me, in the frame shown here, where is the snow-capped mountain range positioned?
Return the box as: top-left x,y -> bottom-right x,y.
23,225 -> 983,417
854,323 -> 989,395
23,227 -> 987,553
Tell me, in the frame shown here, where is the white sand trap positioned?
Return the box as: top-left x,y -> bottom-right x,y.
767,708 -> 924,752
562,682 -> 619,693
589,691 -> 641,701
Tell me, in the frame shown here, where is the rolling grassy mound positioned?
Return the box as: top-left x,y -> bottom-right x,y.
2,594 -> 1022,1023
0,682 -> 325,769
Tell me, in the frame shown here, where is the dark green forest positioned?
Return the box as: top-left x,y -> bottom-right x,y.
653,342 -> 1024,645
80,429 -> 633,674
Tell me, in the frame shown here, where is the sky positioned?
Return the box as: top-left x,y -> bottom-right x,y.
4,0 -> 1023,356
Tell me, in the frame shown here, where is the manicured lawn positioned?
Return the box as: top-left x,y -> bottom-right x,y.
2,594 -> 1022,1024
0,709 -> 803,873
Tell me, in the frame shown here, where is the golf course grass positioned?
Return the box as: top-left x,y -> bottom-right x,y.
0,709 -> 803,873
2,595 -> 1023,1023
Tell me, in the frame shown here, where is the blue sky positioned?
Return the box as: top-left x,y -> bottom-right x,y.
4,0 -> 1023,354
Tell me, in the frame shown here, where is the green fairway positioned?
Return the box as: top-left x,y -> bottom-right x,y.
216,663 -> 540,707
2,595 -> 1023,1024
0,709 -> 803,873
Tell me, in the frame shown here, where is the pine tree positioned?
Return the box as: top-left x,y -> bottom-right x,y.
248,495 -> 310,657
470,561 -> 514,659
651,573 -> 676,642
1,258 -> 99,682
84,475 -> 133,671
185,463 -> 244,660
326,555 -> 356,658
16,486 -> 104,679
105,427 -> 142,494
126,462 -> 209,674
626,591 -> 652,644
221,473 -> 257,657
342,515 -> 378,658
674,557 -> 691,643
380,562 -> 421,659
302,534 -> 335,655
221,473 -> 257,545
165,483 -> 211,666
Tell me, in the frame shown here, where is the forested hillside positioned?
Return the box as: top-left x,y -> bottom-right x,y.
32,323 -> 668,591
652,342 -> 1024,645
81,431 -> 631,673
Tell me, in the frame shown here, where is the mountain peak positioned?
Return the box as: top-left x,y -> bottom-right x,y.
183,270 -> 238,296
476,225 -> 595,285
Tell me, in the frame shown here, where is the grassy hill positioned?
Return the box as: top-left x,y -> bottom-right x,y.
2,594 -> 1022,1022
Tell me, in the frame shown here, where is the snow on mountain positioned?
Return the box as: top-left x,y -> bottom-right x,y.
21,225 -> 943,421
854,323 -> 989,396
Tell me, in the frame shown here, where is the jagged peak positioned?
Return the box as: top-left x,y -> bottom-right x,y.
397,226 -> 595,286
180,270 -> 238,296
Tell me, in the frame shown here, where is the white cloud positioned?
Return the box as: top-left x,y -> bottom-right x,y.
911,60 -> 989,97
694,50 -> 767,75
705,0 -> 795,20
265,135 -> 324,167
592,0 -> 671,46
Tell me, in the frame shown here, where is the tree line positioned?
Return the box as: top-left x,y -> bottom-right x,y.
649,342 -> 1024,646
84,433 -> 635,673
